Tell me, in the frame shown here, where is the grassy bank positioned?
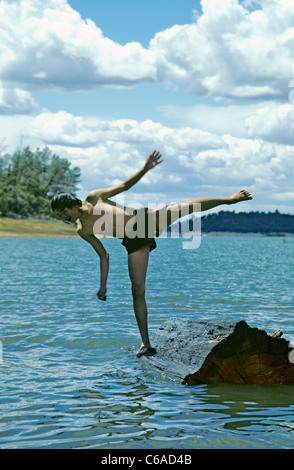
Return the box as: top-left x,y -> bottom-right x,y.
0,217 -> 78,238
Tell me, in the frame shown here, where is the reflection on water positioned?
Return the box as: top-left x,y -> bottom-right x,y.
1,236 -> 294,448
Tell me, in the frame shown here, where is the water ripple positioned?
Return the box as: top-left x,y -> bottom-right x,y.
1,236 -> 294,448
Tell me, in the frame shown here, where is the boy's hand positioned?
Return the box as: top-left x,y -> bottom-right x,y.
145,150 -> 163,171
97,287 -> 107,301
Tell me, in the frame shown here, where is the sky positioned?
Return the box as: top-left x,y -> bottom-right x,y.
1,0 -> 294,214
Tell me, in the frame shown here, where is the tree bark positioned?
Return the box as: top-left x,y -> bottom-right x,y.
139,319 -> 294,385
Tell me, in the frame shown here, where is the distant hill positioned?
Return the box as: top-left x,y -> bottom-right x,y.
166,211 -> 294,235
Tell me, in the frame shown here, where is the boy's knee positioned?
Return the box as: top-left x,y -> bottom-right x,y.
131,283 -> 145,298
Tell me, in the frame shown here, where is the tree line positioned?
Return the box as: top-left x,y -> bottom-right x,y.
0,146 -> 80,218
167,210 -> 294,235
201,210 -> 294,234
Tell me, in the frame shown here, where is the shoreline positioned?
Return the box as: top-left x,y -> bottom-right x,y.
0,232 -> 78,238
0,217 -> 293,238
0,217 -> 78,238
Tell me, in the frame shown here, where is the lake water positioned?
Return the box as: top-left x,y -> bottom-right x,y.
1,235 -> 294,449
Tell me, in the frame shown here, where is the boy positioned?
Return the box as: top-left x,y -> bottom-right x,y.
51,150 -> 253,357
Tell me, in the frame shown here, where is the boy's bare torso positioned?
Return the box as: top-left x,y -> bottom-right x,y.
77,197 -> 134,239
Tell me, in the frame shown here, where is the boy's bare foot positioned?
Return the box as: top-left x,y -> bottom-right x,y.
228,189 -> 253,204
136,345 -> 156,358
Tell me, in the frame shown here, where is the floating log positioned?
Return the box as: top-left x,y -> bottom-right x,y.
139,319 -> 294,385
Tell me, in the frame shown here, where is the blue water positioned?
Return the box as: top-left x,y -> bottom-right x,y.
1,235 -> 294,449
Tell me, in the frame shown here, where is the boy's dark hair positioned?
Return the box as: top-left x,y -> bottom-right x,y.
51,193 -> 82,212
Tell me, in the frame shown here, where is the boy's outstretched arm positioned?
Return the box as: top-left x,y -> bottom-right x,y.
86,150 -> 163,202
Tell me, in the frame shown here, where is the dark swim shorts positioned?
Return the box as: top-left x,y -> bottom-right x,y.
121,207 -> 157,255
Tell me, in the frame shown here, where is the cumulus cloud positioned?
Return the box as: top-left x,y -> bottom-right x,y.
245,103 -> 294,145
0,81 -> 37,114
25,111 -> 222,149
22,110 -> 294,213
159,102 -> 266,137
1,0 -> 294,212
150,0 -> 294,100
0,0 -> 157,93
1,0 -> 294,102
24,111 -> 223,195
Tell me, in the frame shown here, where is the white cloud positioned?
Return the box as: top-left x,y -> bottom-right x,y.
0,0 -> 157,94
1,0 -> 294,213
245,103 -> 294,144
159,102 -> 266,137
25,111 -> 222,150
0,114 -> 34,153
150,0 -> 294,100
1,0 -> 294,103
21,110 -> 294,213
24,112 -> 223,198
159,98 -> 294,149
0,82 -> 37,114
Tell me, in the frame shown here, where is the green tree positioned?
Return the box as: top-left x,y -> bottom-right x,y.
0,146 -> 81,218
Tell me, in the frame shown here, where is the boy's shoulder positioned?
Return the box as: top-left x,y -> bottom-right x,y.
84,189 -> 106,205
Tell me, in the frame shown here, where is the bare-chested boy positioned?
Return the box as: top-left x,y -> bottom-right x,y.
51,150 -> 253,357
